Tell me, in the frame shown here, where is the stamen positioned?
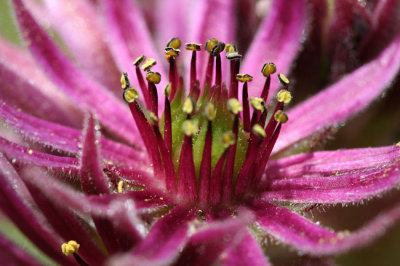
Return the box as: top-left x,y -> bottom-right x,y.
204,102 -> 216,121
182,120 -> 198,136
165,47 -> 181,57
186,43 -> 202,96
211,42 -> 226,56
185,43 -> 201,51
252,124 -> 266,138
164,83 -> 172,153
61,240 -> 80,256
227,51 -> 241,98
145,71 -> 160,116
132,57 -> 151,109
147,111 -> 159,125
226,52 -> 242,60
237,74 -> 252,132
274,110 -> 289,123
166,37 -> 182,49
117,180 -> 125,193
249,97 -> 265,112
123,88 -> 139,103
277,73 -> 290,87
236,74 -> 253,82
260,62 -> 276,102
225,43 -> 237,53
182,97 -> 195,115
221,132 -> 236,149
276,89 -> 292,104
145,71 -> 161,84
227,98 -> 242,115
120,72 -> 129,89
142,58 -> 157,71
133,55 -> 146,67
205,38 -> 219,52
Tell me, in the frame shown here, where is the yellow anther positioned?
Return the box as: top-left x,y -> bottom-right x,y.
226,52 -> 242,60
142,58 -> 157,71
236,74 -> 253,82
261,63 -> 277,77
211,42 -> 226,56
276,89 -> 292,104
133,55 -> 146,67
120,72 -> 130,89
147,112 -> 159,125
165,47 -> 180,57
117,180 -> 124,193
221,132 -> 236,148
227,98 -> 242,115
249,97 -> 265,112
146,71 -> 161,84
185,43 -> 202,51
182,120 -> 198,136
278,73 -> 290,86
182,97 -> 195,115
167,37 -> 182,49
28,149 -> 33,155
274,110 -> 288,123
61,240 -> 80,256
204,103 -> 216,121
225,43 -> 237,53
205,38 -> 219,52
164,83 -> 172,97
252,124 -> 266,138
123,88 -> 139,103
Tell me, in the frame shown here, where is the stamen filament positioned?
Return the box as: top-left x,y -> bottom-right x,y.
199,120 -> 212,205
242,81 -> 250,132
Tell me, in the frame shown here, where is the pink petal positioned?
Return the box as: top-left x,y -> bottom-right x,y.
275,33 -> 400,153
242,0 -> 307,98
41,0 -> 121,89
253,200 -> 400,255
0,154 -> 73,265
0,232 -> 41,266
110,207 -> 196,266
11,0 -> 141,144
0,102 -> 148,166
261,145 -> 400,204
221,230 -> 271,266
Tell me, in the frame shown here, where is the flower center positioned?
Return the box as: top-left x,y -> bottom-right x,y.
120,38 -> 291,208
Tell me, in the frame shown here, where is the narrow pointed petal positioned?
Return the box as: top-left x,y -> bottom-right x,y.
242,0 -> 307,98
110,207 -> 196,266
0,154 -> 73,265
253,200 -> 400,256
275,34 -> 400,153
0,232 -> 41,266
11,0 -> 140,144
41,0 -> 120,90
221,230 -> 271,266
261,145 -> 400,204
0,102 -> 147,166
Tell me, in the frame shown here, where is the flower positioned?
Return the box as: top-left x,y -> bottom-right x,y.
1,0 -> 400,265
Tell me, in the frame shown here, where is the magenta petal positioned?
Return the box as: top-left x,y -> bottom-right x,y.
242,0 -> 307,98
110,207 -> 196,266
41,0 -> 120,90
275,34 -> 400,153
261,145 -> 400,204
0,154 -> 73,265
253,200 -> 400,255
11,0 -> 140,144
221,230 -> 271,266
0,232 -> 41,266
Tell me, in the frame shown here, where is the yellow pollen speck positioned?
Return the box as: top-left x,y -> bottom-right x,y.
227,98 -> 242,115
61,240 -> 80,256
274,110 -> 288,123
164,83 -> 172,97
221,132 -> 236,148
117,180 -> 124,193
185,43 -> 202,51
167,37 -> 182,49
28,149 -> 33,155
133,55 -> 146,67
225,43 -> 237,53
182,97 -> 195,114
182,120 -> 198,136
236,73 -> 253,82
147,112 -> 159,125
120,72 -> 129,89
278,73 -> 290,86
123,88 -> 139,103
276,89 -> 292,104
205,38 -> 218,52
146,71 -> 161,84
204,103 -> 216,121
142,58 -> 157,71
226,52 -> 242,60
249,97 -> 265,112
211,42 -> 226,56
261,62 -> 276,77
252,124 -> 266,138
165,47 -> 180,57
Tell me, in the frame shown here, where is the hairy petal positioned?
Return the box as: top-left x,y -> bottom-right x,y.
253,200 -> 400,256
11,0 -> 141,144
0,232 -> 41,266
41,0 -> 120,89
275,34 -> 400,152
0,154 -> 73,265
242,0 -> 307,98
110,207 -> 196,266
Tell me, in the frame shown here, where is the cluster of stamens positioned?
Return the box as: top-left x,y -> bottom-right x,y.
120,37 -> 292,207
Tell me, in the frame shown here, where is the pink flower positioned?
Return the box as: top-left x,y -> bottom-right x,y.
1,0 -> 400,265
